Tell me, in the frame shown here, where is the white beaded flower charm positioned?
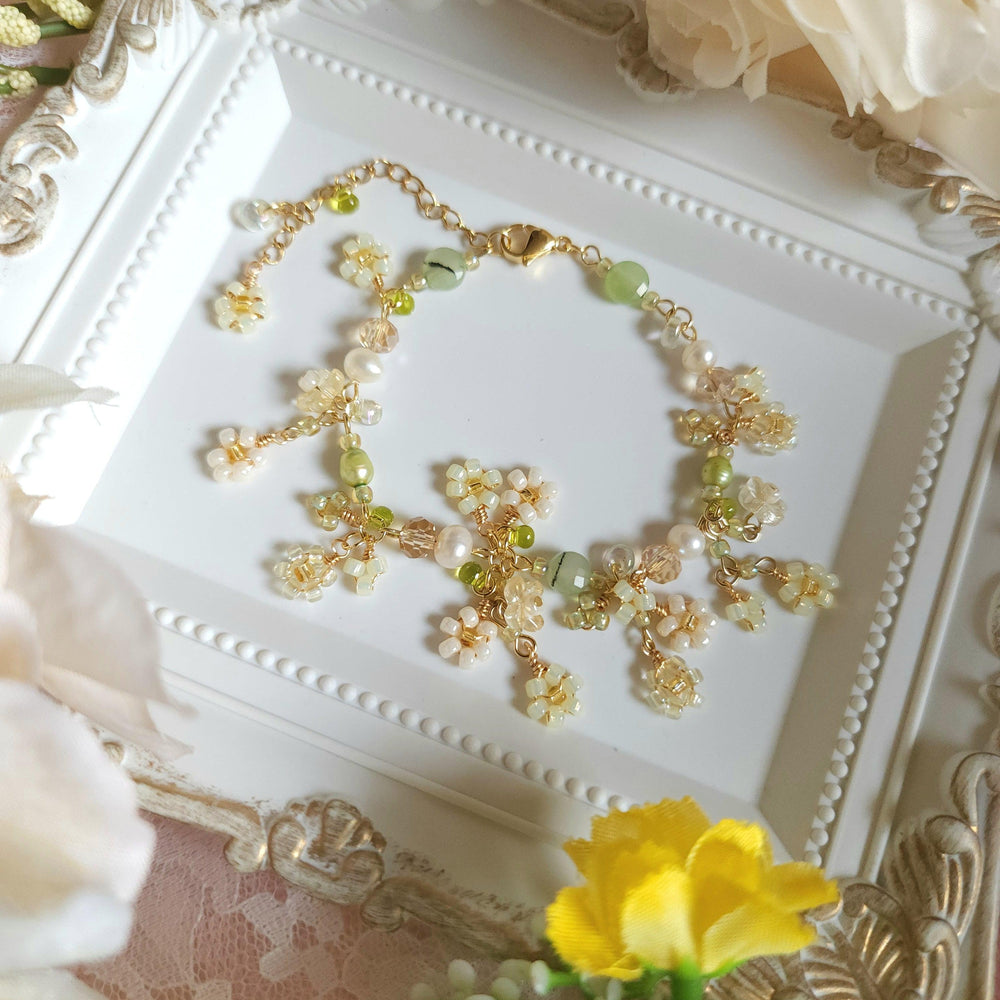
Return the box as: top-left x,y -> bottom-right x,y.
500,467 -> 557,523
446,460 -> 504,516
738,476 -> 786,525
438,606 -> 498,668
655,595 -> 718,651
343,554 -> 388,595
340,233 -> 390,289
296,369 -> 348,413
214,282 -> 267,333
643,653 -> 703,719
274,545 -> 337,601
725,592 -> 767,632
525,664 -> 581,727
205,427 -> 265,482
778,562 -> 838,615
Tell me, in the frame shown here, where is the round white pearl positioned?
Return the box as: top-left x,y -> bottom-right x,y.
681,340 -> 716,373
667,523 -> 705,560
434,524 -> 474,569
344,347 -> 383,382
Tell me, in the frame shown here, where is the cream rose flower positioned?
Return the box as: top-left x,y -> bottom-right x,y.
645,0 -> 999,117
645,0 -> 807,99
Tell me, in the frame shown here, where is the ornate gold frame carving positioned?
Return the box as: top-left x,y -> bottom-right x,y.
106,677 -> 1000,998
105,740 -> 540,960
0,0 -> 187,255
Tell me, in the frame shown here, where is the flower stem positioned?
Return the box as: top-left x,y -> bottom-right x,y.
26,64 -> 71,84
38,20 -> 87,37
667,970 -> 707,1000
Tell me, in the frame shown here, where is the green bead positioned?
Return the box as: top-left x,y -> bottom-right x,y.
543,551 -> 592,596
511,525 -> 535,548
701,456 -> 733,488
709,539 -> 731,558
604,261 -> 650,306
719,498 -> 738,521
592,610 -> 610,631
340,447 -> 373,487
386,289 -> 415,315
579,590 -> 596,611
368,505 -> 394,529
422,248 -> 467,290
458,561 -> 485,587
326,189 -> 359,214
566,610 -> 585,630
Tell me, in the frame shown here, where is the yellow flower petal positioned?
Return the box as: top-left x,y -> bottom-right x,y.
700,900 -> 818,973
764,863 -> 840,912
621,867 -> 697,971
568,798 -> 710,877
547,886 -> 642,980
688,820 -> 771,892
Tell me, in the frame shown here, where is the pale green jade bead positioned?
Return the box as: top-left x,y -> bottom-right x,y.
340,447 -> 374,486
422,248 -> 467,290
604,261 -> 650,306
543,551 -> 592,596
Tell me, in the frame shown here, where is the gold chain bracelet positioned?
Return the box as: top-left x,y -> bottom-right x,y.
208,159 -> 838,728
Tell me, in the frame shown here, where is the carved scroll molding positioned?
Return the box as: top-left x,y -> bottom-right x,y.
708,676 -> 1000,1000
830,115 -> 1000,337
105,739 -> 540,960
0,0 -> 182,256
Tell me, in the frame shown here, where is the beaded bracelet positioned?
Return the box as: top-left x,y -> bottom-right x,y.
208,159 -> 838,727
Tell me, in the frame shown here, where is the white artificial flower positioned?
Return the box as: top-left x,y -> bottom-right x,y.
0,478 -> 185,758
644,0 -> 1000,124
0,678 -> 155,975
645,0 -> 806,99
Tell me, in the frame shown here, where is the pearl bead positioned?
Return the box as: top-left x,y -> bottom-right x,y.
681,340 -> 716,373
344,347 -> 383,382
434,525 -> 474,569
667,523 -> 705,560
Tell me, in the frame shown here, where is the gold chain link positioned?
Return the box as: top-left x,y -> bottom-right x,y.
240,159 -> 697,340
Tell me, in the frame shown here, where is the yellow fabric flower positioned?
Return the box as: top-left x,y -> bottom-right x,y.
546,798 -> 838,983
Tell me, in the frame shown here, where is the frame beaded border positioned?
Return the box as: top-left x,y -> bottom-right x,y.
152,602 -> 633,811
15,35 -> 980,866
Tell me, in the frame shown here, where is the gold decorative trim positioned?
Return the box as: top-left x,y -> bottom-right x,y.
0,0 -> 181,256
106,739 -> 540,959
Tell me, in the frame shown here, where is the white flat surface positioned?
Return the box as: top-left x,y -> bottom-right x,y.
1,5 -> 994,901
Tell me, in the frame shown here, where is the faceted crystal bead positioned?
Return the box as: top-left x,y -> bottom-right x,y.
233,199 -> 270,231
604,261 -> 649,306
641,544 -> 681,584
399,517 -> 437,558
357,317 -> 399,354
350,399 -> 382,425
543,552 -> 592,596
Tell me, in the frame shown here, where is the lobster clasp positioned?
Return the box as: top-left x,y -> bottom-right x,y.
499,225 -> 558,266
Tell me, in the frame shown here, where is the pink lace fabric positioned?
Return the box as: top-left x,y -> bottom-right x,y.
75,813 -> 483,1000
